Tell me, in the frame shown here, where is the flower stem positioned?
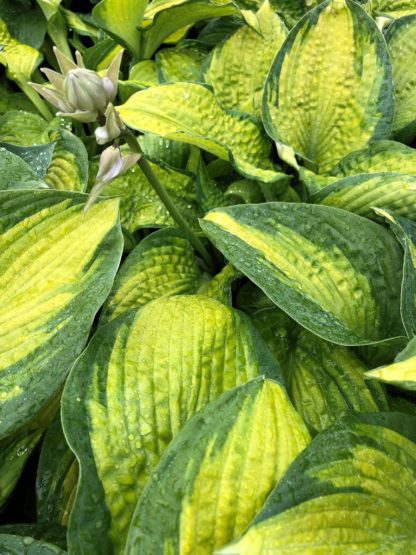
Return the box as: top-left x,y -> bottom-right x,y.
20,83 -> 54,122
122,129 -> 214,270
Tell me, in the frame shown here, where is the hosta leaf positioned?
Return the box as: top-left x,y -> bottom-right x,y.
0,0 -> 46,50
126,378 -> 310,555
197,14 -> 244,45
44,130 -> 88,192
62,295 -> 277,554
262,0 -> 393,173
0,534 -> 66,554
140,0 -> 238,58
36,416 -> 77,527
0,429 -> 43,509
206,1 -> 287,117
372,0 -> 416,18
312,173 -> 416,222
200,203 -> 404,345
100,228 -> 202,324
219,413 -> 416,554
386,15 -> 416,142
270,0 -> 322,27
117,83 -> 282,183
0,19 -> 42,87
0,148 -> 43,190
91,159 -> 198,231
2,142 -> 55,179
0,525 -> 66,551
0,111 -> 48,146
198,263 -> 241,305
377,209 -> 416,337
156,43 -> 207,83
0,190 -> 122,438
366,336 -> 416,391
91,0 -> 148,57
329,139 -> 416,177
287,330 -> 388,433
139,133 -> 190,170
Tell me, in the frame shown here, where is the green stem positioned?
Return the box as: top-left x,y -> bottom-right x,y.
20,83 -> 54,122
122,129 -> 214,270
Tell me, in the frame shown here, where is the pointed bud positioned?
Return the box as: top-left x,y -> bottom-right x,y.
64,69 -> 108,113
84,145 -> 141,214
104,49 -> 124,102
53,46 -> 77,75
94,104 -> 124,145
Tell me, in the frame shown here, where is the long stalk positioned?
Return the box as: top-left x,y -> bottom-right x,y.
122,129 -> 214,270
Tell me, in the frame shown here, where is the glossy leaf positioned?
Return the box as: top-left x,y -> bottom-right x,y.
100,228 -> 202,324
0,111 -> 48,146
0,534 -> 66,554
126,379 -> 310,555
44,130 -> 88,192
0,429 -> 43,509
62,295 -> 278,554
372,0 -> 416,18
312,173 -> 416,222
377,209 -> 416,337
0,190 -> 122,438
92,0 -> 148,57
156,43 -> 207,83
366,336 -> 416,391
262,0 -> 393,172
36,416 -> 77,527
220,413 -> 416,554
386,15 -> 416,142
0,148 -> 43,190
206,1 -> 287,116
140,0 -> 238,58
117,82 -> 282,183
287,330 -> 388,433
0,19 -> 42,87
201,202 -> 404,345
90,158 -> 198,232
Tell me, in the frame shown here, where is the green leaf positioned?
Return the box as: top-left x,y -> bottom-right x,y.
156,43 -> 207,83
44,130 -> 89,192
140,0 -> 239,58
0,534 -> 66,554
0,525 -> 66,551
36,0 -> 62,20
0,111 -> 48,146
92,0 -> 149,57
62,295 -> 280,554
200,203 -> 404,345
0,190 -> 122,438
376,209 -> 416,337
386,15 -> 416,142
366,336 -> 416,391
219,413 -> 416,554
312,173 -> 416,222
139,133 -> 190,170
0,148 -> 44,190
372,0 -> 416,18
206,1 -> 287,117
1,142 -> 56,178
117,82 -> 283,183
262,0 -> 393,172
36,416 -> 77,527
0,0 -> 46,49
0,18 -> 42,87
0,429 -> 43,509
125,378 -> 310,555
100,228 -> 202,324
329,139 -> 416,177
89,157 -> 198,232
270,0 -> 322,28
198,263 -> 241,305
287,330 -> 388,433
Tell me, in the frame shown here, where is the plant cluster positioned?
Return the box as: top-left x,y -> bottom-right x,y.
0,0 -> 416,553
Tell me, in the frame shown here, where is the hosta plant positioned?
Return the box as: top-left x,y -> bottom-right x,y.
1,0 -> 416,553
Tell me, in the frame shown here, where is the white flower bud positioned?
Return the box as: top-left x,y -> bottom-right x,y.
64,69 -> 108,113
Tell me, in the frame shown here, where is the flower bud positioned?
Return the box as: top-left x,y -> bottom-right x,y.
63,69 -> 108,113
95,104 -> 124,145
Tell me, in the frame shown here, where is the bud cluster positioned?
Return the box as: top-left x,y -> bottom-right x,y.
30,48 -> 124,135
